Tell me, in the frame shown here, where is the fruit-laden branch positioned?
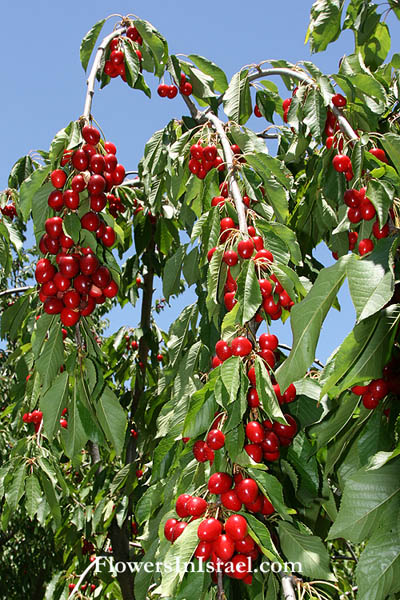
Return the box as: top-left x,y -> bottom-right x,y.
247,67 -> 358,142
0,286 -> 33,297
83,27 -> 126,119
207,112 -> 248,234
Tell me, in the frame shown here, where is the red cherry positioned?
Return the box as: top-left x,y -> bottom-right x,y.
72,148 -> 89,171
259,279 -> 272,297
332,154 -> 352,173
369,148 -> 388,163
220,489 -> 242,511
193,440 -> 212,462
247,388 -> 259,408
45,217 -> 63,239
252,236 -> 264,251
194,541 -> 213,560
188,158 -> 200,175
111,164 -> 126,185
259,349 -> 276,368
60,308 -> 79,326
48,190 -> 64,210
59,256 -> 80,279
104,141 -> 117,155
102,226 -> 116,247
263,296 -> 280,316
361,199 -> 376,221
259,333 -> 278,351
208,472 -> 232,495
83,144 -> 97,159
237,239 -> 254,259
50,169 -> 67,189
92,266 -> 111,289
244,444 -> 263,463
44,297 -> 63,314
272,415 -> 297,439
88,175 -> 106,195
167,85 -> 178,99
254,104 -> 262,117
231,144 -> 241,155
359,238 -> 374,256
81,212 -> 100,232
223,250 -> 238,267
172,521 -> 187,542
215,340 -> 232,362
103,280 -> 118,298
263,449 -> 280,461
90,193 -> 107,212
220,217 -> 235,231
368,378 -> 388,400
214,534 -> 235,561
42,280 -> 57,296
225,515 -> 248,541
262,431 -> 280,454
35,259 -> 55,284
80,254 -> 99,276
235,479 -> 258,504
235,534 -> 255,554
63,290 -> 81,310
231,336 -> 252,357
176,494 -> 192,518
362,392 -> 380,410
104,153 -> 118,173
71,174 -> 86,193
53,272 -> 70,292
348,231 -> 358,250
351,384 -> 369,395
224,292 -> 237,311
261,496 -> 275,515
373,220 -> 389,239
197,518 -> 222,542
164,518 -> 178,541
348,207 -> 362,224
283,383 -> 296,403
63,189 -> 80,210
253,249 -> 273,264
74,274 -> 91,295
186,497 -> 207,517
206,429 -> 225,450
158,84 -> 169,97
82,125 -> 100,146
245,494 -> 263,513
332,93 -> 347,108
246,421 -> 265,444
247,367 -> 256,387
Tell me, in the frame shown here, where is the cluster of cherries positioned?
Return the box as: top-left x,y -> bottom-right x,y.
188,142 -> 225,180
68,582 -> 96,594
104,26 -> 143,81
164,473 -> 275,583
244,416 -> 297,463
157,72 -> 193,98
1,203 -> 17,220
22,408 -> 67,431
34,124 -> 122,327
350,353 -> 400,409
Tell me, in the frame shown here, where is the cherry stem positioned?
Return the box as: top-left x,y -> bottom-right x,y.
83,27 -> 126,119
217,571 -> 225,600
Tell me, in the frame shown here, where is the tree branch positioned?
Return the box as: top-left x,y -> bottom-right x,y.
278,343 -> 325,369
83,27 -> 126,119
280,573 -> 297,600
0,286 -> 33,297
206,112 -> 248,234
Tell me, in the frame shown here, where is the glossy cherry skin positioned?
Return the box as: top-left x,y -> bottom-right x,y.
247,387 -> 260,408
58,256 -> 80,279
206,429 -> 225,450
80,254 -> 99,276
259,279 -> 273,297
225,515 -> 248,541
214,534 -> 235,561
45,217 -> 63,239
215,340 -> 232,361
359,238 -> 374,256
186,497 -> 207,517
44,297 -> 63,314
82,125 -> 100,146
88,175 -> 106,195
172,521 -> 187,542
112,164 -> 126,185
35,259 -> 55,284
231,336 -> 252,357
71,174 -> 86,193
63,290 -> 81,309
92,266 -> 111,289
235,479 -> 258,504
60,308 -> 80,327
244,444 -> 263,463
74,274 -> 91,295
262,431 -> 280,453
81,212 -> 101,232
332,154 -> 352,173
103,280 -> 119,298
208,472 -> 232,495
223,250 -> 238,267
197,518 -> 222,542
102,226 -> 116,247
259,333 -> 278,351
238,239 -> 254,259
48,190 -> 64,210
72,149 -> 89,171
368,378 -> 388,400
50,169 -> 67,189
235,534 -> 255,554
194,541 -> 213,560
272,415 -> 298,439
164,518 -> 178,542
246,421 -> 265,444
53,272 -> 70,292
175,494 -> 192,518
362,392 -> 380,410
220,489 -> 242,511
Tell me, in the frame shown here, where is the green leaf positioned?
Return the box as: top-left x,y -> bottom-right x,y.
155,520 -> 199,596
36,321 -> 64,390
80,19 -> 106,71
96,386 -> 126,456
303,88 -> 326,142
367,179 -> 394,228
134,19 -> 168,77
5,462 -> 25,510
328,460 -> 400,543
40,371 -> 69,439
245,513 -> 281,562
188,54 -> 228,93
122,38 -> 140,87
39,473 -> 61,527
0,295 -> 30,340
236,259 -> 262,323
8,155 -> 34,189
136,483 -> 164,525
306,0 -> 343,53
278,521 -> 334,580
63,212 -> 81,243
163,245 -> 185,300
32,182 -> 53,244
254,356 -> 285,423
356,522 -> 400,600
223,70 -> 252,125
62,387 -> 89,458
247,468 -> 289,519
276,256 -> 351,392
186,65 -> 216,99
220,356 -> 241,403
25,474 -> 42,519
19,164 -> 51,221
382,133 -> 400,177
347,239 -> 395,322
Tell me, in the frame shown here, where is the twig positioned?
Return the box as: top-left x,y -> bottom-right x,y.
281,574 -> 297,600
206,112 -> 248,234
217,572 -> 225,600
256,132 -> 279,139
0,286 -> 33,297
68,559 -> 97,599
278,343 -> 325,369
83,27 -> 126,119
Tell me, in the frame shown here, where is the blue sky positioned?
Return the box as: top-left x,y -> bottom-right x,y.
1,2 -> 398,362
